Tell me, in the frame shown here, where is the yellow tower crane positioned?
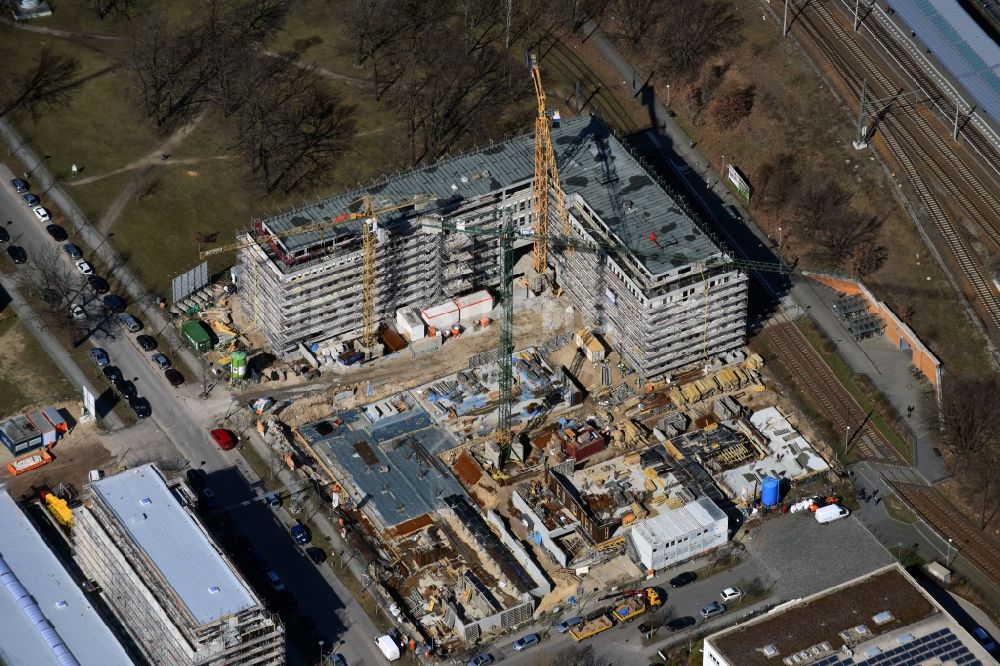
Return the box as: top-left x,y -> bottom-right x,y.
198,194 -> 432,353
529,54 -> 572,279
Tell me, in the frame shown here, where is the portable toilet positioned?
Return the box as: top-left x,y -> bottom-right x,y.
761,476 -> 780,508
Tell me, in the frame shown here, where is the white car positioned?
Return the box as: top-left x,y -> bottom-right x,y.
32,206 -> 51,222
720,587 -> 743,602
75,259 -> 93,275
70,303 -> 86,320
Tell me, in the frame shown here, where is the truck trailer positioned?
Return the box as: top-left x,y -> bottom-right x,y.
569,615 -> 614,642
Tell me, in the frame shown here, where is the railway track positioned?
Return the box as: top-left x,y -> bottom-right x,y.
890,480 -> 1000,586
833,0 -> 1000,183
761,322 -> 907,464
814,2 -> 1000,246
793,6 -> 1000,334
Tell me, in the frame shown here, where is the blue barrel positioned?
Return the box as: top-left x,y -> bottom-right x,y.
761,477 -> 780,508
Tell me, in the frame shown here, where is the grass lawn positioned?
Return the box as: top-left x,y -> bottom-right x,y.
795,316 -> 913,462
883,494 -> 918,524
0,313 -> 74,418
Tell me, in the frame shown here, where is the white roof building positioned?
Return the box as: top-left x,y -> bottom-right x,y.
74,464 -> 284,665
0,486 -> 132,666
629,496 -> 728,572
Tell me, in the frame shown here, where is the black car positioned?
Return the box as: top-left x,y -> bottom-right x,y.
164,368 -> 184,386
6,245 -> 27,264
10,178 -> 29,193
102,365 -> 123,382
129,396 -> 151,418
665,616 -> 696,632
102,294 -> 126,313
305,547 -> 327,565
22,193 -> 40,206
116,379 -> 137,399
88,275 -> 110,294
45,224 -> 68,241
137,334 -> 157,351
63,243 -> 83,259
186,468 -> 207,490
669,571 -> 697,588
0,227 -> 9,243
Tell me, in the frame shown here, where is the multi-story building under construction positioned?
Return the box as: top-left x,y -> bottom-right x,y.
237,115 -> 748,380
74,465 -> 285,665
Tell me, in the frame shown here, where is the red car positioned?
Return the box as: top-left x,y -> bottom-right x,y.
210,429 -> 238,450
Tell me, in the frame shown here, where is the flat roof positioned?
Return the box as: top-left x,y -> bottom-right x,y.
258,115 -> 721,277
629,496 -> 727,548
301,402 -> 467,528
0,414 -> 41,443
893,0 -> 1000,123
706,565 -> 964,666
90,465 -> 259,625
0,487 -> 132,666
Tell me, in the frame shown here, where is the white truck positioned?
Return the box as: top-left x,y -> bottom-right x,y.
375,634 -> 401,662
814,504 -> 850,524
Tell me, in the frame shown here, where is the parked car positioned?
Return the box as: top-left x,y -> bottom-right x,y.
88,275 -> 110,294
102,365 -> 123,382
701,602 -> 726,619
89,348 -> 110,367
137,334 -> 157,351
151,352 -> 171,369
266,570 -> 286,592
200,488 -> 220,510
555,616 -> 584,633
665,616 -> 696,632
467,655 -> 494,666
119,313 -> 141,332
45,224 -> 67,241
328,655 -> 347,666
0,227 -> 9,243
210,428 -> 237,450
290,523 -> 311,545
720,587 -> 743,602
669,571 -> 697,588
164,368 -> 184,386
265,492 -> 281,508
33,206 -> 51,222
973,627 -> 997,652
22,193 -> 40,206
63,243 -> 82,259
512,634 -> 540,651
306,547 -> 327,564
10,178 -> 29,193
74,259 -> 93,275
116,379 -> 137,399
6,245 -> 27,264
70,303 -> 86,320
186,468 -> 208,490
102,294 -> 126,313
129,396 -> 151,418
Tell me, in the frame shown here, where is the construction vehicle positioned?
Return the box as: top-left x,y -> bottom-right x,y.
600,587 -> 662,623
569,614 -> 614,642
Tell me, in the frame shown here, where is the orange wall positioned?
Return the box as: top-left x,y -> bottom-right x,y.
808,274 -> 940,387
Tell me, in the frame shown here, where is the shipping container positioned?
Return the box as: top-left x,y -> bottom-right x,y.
182,320 -> 212,352
455,290 -> 494,322
421,300 -> 460,329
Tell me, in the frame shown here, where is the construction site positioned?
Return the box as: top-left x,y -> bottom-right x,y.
171,59 -> 850,654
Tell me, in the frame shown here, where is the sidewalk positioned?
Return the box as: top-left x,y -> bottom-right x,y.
0,269 -> 122,429
0,120 -> 208,390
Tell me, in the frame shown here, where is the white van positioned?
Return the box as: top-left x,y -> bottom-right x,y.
375,634 -> 401,662
814,504 -> 850,524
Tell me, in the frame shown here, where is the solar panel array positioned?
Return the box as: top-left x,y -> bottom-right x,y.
809,628 -> 982,666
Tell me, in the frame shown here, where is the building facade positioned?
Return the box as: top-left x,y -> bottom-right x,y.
74,465 -> 284,665
237,115 -> 748,380
628,496 -> 728,572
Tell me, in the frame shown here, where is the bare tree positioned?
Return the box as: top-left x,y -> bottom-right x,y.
654,0 -> 741,79
936,377 -> 1000,529
614,0 -> 661,49
709,85 -> 754,129
14,245 -> 85,338
502,0 -> 519,48
92,0 -> 141,20
0,48 -> 82,120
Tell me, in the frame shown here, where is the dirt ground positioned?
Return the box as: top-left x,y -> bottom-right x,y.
0,315 -> 75,419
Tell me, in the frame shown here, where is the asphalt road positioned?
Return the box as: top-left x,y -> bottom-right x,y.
483,560 -> 761,666
0,163 -> 384,666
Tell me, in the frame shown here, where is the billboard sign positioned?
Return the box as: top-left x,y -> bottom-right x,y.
171,261 -> 209,304
81,386 -> 97,422
727,165 -> 752,203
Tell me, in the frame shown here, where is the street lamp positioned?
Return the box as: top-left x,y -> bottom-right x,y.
666,84 -> 671,107
845,425 -> 851,453
946,538 -> 954,566
318,640 -> 325,664
778,226 -> 783,249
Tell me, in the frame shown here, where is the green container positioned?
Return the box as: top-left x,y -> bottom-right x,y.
182,320 -> 212,352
